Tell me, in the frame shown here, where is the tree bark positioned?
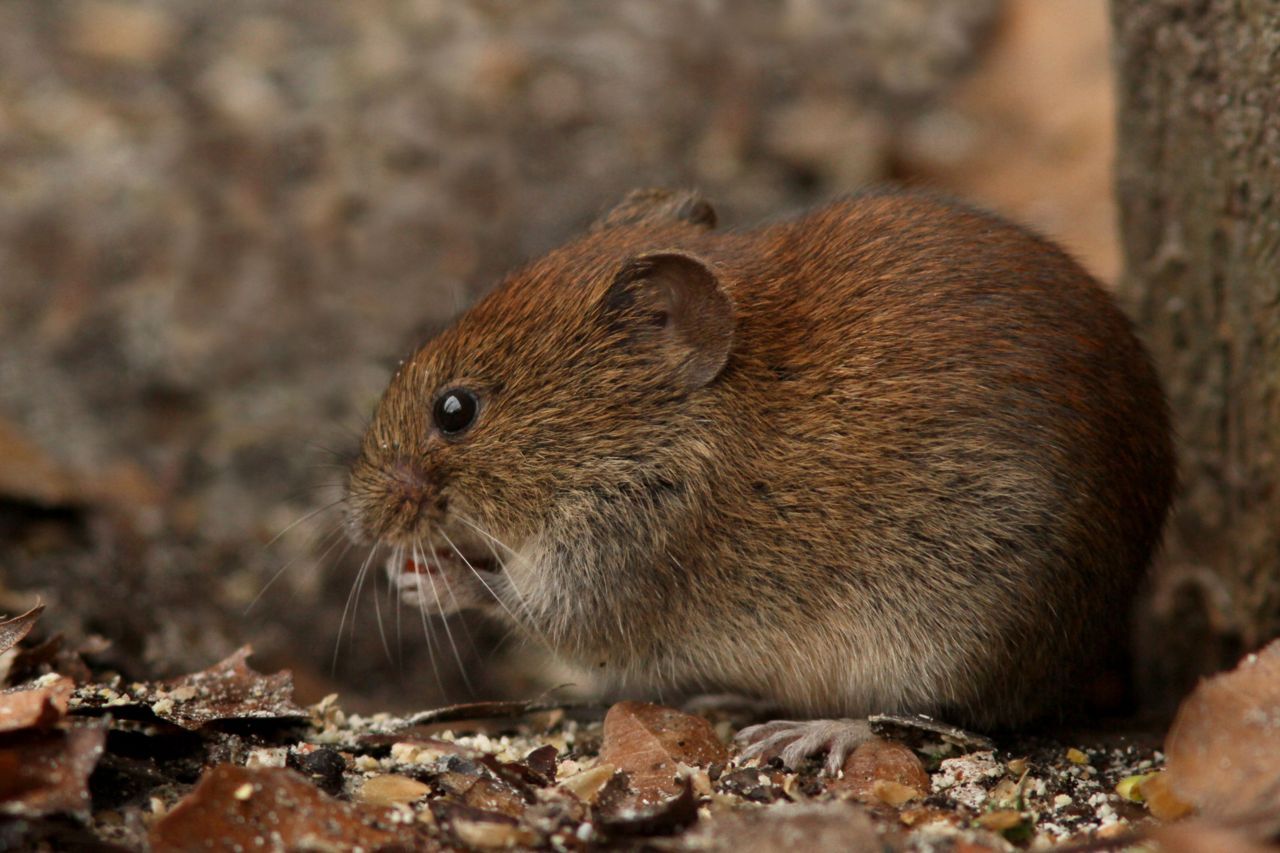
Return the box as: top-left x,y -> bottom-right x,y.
1111,0 -> 1280,706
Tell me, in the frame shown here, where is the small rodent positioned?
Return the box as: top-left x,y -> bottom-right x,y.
345,188 -> 1175,764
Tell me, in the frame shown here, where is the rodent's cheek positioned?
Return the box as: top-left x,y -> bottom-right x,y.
343,469 -> 390,545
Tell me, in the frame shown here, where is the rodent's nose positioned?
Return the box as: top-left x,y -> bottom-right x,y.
345,455 -> 440,540
361,458 -> 438,540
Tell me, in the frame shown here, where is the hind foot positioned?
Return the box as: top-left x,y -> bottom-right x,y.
735,718 -> 874,775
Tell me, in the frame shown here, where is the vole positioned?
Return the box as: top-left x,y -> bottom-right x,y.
345,188 -> 1175,770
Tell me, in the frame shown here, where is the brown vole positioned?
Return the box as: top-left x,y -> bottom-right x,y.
345,188 -> 1174,768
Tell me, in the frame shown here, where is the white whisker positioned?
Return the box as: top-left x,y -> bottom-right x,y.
411,541 -> 446,692
334,542 -> 379,671
370,545 -> 393,664
262,498 -> 346,551
247,522 -> 346,615
453,513 -> 540,626
392,549 -> 405,670
438,527 -> 550,652
455,514 -> 520,556
419,538 -> 474,693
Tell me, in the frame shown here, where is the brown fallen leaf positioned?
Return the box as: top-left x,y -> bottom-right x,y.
476,752 -> 553,794
0,676 -> 74,733
0,724 -> 106,819
6,633 -> 92,686
73,646 -> 307,730
869,713 -> 995,751
0,604 -> 45,657
523,744 -> 558,783
831,737 -> 930,804
150,765 -> 398,853
4,632 -> 96,691
399,698 -> 591,728
436,763 -> 530,819
1162,639 -> 1280,826
595,776 -> 700,837
151,646 -> 307,729
599,701 -> 728,804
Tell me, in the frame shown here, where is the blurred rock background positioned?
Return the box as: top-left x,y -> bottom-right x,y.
0,0 -> 1117,710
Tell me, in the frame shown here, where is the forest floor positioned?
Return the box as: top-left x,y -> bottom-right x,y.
3,604 -> 1278,852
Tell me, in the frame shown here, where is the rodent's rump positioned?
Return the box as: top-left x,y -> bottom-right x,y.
346,188 -> 1175,728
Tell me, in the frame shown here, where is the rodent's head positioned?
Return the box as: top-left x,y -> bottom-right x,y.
344,190 -> 733,620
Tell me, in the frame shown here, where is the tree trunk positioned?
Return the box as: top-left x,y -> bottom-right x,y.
1111,0 -> 1280,708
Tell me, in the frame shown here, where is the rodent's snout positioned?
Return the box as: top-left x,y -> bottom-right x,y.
345,455 -> 442,544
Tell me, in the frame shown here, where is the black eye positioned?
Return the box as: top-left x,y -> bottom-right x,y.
433,388 -> 479,435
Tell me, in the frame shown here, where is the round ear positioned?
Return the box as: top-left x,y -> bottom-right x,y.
600,251 -> 735,390
590,189 -> 717,232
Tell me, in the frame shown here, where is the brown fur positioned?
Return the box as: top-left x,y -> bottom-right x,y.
346,188 -> 1175,728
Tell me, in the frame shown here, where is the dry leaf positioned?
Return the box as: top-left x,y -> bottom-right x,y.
0,604 -> 45,657
150,765 -> 396,852
399,698 -> 582,728
74,646 -> 307,731
151,646 -> 307,729
0,725 -> 106,819
595,776 -> 700,837
437,767 -> 529,819
0,676 -> 74,733
1162,639 -> 1280,824
523,744 -> 558,783
600,701 -> 728,804
831,737 -> 930,804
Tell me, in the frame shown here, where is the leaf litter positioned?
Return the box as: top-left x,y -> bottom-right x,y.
1,605 -> 1278,851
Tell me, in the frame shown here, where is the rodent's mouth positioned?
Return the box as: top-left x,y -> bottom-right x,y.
384,545 -> 505,617
401,548 -> 501,577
